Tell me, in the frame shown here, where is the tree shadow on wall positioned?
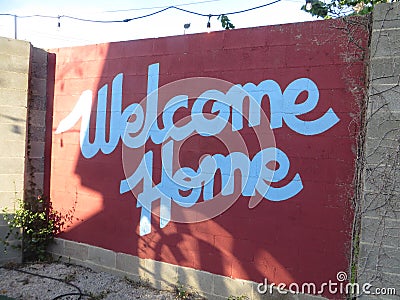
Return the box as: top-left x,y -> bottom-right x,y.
0,113 -> 25,135
45,25 -> 362,299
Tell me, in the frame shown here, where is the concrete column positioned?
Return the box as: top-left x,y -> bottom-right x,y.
0,37 -> 31,264
359,3 -> 400,298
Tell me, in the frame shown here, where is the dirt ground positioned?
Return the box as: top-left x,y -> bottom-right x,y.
0,262 -> 178,300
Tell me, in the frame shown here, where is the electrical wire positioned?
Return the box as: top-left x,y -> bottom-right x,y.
174,0 -> 282,16
0,265 -> 92,299
0,13 -> 56,19
0,0 -> 282,24
103,0 -> 223,13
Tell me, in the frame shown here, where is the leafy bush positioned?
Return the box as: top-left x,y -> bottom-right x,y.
1,194 -> 76,261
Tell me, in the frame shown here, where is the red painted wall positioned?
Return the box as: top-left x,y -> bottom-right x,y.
48,18 -> 368,297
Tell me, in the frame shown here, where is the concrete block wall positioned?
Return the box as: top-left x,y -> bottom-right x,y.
47,17 -> 368,300
48,238 -> 325,300
0,37 -> 31,264
359,2 -> 400,299
26,47 -> 48,195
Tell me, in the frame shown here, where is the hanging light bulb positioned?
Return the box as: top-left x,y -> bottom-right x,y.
306,0 -> 314,11
57,16 -> 61,28
305,0 -> 313,10
207,15 -> 211,33
184,23 -> 190,35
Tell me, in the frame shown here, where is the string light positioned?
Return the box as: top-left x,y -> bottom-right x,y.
0,0 -> 282,38
0,0 -> 281,24
207,15 -> 211,33
184,22 -> 190,34
305,0 -> 313,11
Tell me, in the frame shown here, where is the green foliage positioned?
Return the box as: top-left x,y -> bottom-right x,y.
1,194 -> 77,262
301,0 -> 393,19
174,283 -> 204,300
175,284 -> 191,299
302,1 -> 330,18
218,14 -> 235,30
350,230 -> 360,293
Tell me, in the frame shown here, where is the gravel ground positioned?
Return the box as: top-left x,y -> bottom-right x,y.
0,262 -> 179,300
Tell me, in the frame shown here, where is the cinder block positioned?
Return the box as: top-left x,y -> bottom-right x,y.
0,174 -> 24,193
372,18 -> 400,31
31,47 -> 48,64
87,244 -> 116,269
364,135 -> 400,166
358,242 -> 400,275
0,157 -> 25,174
31,62 -> 47,79
0,140 -> 25,158
0,218 -> 20,236
26,157 -> 45,173
365,112 -> 400,140
370,29 -> 400,58
116,252 -> 140,274
0,71 -> 29,91
0,106 -> 27,125
177,266 -> 213,295
0,89 -> 28,108
0,238 -> 22,265
368,84 -> 400,113
0,223 -> 13,241
28,126 -> 46,142
29,78 -> 47,97
373,3 -> 400,22
28,172 -> 44,192
362,192 -> 400,220
47,238 -> 65,256
364,162 -> 400,194
139,258 -> 178,289
213,274 -> 253,298
360,216 -> 400,248
28,110 -> 46,127
369,57 -> 400,85
31,47 -> 48,79
29,141 -> 45,158
0,53 -> 30,73
0,122 -> 27,141
64,239 -> 89,261
28,95 -> 47,111
0,37 -> 30,57
0,192 -> 22,211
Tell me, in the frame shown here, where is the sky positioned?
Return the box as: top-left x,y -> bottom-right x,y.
0,0 -> 318,49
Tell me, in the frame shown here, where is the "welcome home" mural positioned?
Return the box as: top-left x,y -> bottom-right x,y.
56,62 -> 340,236
48,19 -> 367,296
